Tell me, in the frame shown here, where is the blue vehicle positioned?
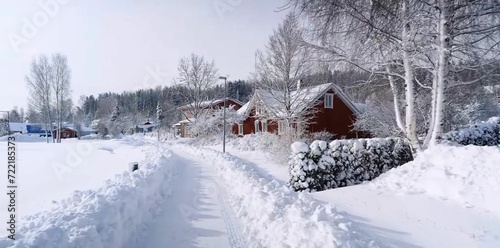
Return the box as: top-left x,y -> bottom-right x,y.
26,124 -> 52,137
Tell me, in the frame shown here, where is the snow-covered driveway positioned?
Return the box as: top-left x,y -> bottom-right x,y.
139,147 -> 246,248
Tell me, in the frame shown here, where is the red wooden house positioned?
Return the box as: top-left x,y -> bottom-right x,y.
174,98 -> 244,138
53,127 -> 77,139
232,83 -> 369,139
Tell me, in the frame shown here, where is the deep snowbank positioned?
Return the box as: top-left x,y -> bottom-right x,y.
177,144 -> 380,248
0,143 -> 175,248
0,139 -> 150,218
371,144 -> 500,215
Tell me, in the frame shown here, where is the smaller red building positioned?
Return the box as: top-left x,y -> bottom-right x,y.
53,128 -> 77,139
174,98 -> 244,138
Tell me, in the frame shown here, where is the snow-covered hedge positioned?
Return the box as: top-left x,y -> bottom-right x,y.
0,144 -> 175,248
289,138 -> 414,192
442,117 -> 500,146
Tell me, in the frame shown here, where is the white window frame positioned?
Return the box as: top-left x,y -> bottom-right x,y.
324,93 -> 334,109
256,106 -> 263,116
254,120 -> 260,133
262,120 -> 268,132
238,123 -> 244,135
278,120 -> 285,134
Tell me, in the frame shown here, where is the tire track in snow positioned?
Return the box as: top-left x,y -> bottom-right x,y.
174,146 -> 248,248
211,179 -> 248,248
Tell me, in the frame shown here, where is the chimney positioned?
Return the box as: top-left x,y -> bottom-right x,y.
297,79 -> 301,90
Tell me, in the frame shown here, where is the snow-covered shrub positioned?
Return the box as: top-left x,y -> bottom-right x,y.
189,106 -> 243,139
229,131 -> 335,165
227,132 -> 279,151
0,119 -> 9,136
303,130 -> 335,143
272,128 -> 306,164
442,117 -> 500,146
80,133 -> 101,140
289,138 -> 414,192
227,132 -> 295,165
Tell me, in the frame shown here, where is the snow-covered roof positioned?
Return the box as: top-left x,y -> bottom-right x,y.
353,103 -> 368,114
236,100 -> 253,116
54,127 -> 76,131
137,123 -> 159,129
80,126 -> 95,132
330,84 -> 361,115
179,98 -> 244,110
9,123 -> 26,132
172,119 -> 193,127
484,85 -> 500,93
250,83 -> 360,118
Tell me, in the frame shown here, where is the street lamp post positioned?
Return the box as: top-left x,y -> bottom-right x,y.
219,76 -> 227,153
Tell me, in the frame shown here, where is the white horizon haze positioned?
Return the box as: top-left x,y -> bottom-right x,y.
0,0 -> 288,113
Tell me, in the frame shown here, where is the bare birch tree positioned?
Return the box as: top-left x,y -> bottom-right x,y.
254,13 -> 315,132
26,55 -> 54,143
52,54 -> 72,143
174,54 -> 219,121
26,54 -> 73,142
422,0 -> 500,146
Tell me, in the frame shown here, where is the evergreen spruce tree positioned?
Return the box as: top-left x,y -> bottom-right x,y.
156,102 -> 163,122
110,104 -> 119,122
156,101 -> 164,141
108,103 -> 122,136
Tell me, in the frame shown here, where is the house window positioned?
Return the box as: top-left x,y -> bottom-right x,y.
238,124 -> 244,135
256,106 -> 266,116
256,107 -> 262,115
324,93 -> 334,109
262,120 -> 268,132
254,120 -> 260,133
278,120 -> 286,134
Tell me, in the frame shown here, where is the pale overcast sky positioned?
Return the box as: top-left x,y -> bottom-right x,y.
0,0 -> 288,111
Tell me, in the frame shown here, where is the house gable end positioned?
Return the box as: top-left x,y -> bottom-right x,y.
299,84 -> 360,117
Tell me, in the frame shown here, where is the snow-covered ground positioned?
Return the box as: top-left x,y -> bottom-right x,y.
371,144 -> 500,216
0,136 -> 161,247
0,137 -> 149,218
2,134 -> 499,247
214,142 -> 500,248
